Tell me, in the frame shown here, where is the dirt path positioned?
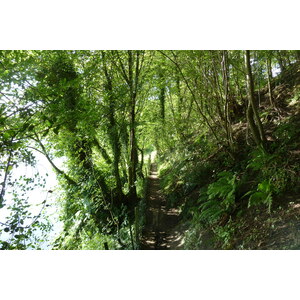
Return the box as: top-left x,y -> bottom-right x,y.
140,164 -> 183,250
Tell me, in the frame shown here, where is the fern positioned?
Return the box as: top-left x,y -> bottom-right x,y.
245,179 -> 273,212
246,148 -> 275,171
207,171 -> 237,209
197,171 -> 237,224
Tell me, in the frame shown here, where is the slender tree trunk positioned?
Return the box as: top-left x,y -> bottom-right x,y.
128,50 -> 139,202
266,57 -> 274,107
158,71 -> 166,121
176,74 -> 183,112
246,103 -> 262,147
93,138 -> 112,165
295,50 -> 300,62
244,50 -> 267,150
211,63 -> 225,124
128,97 -> 138,201
221,50 -> 234,152
276,51 -> 285,72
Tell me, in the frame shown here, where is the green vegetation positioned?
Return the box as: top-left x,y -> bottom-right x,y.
1,50 -> 300,249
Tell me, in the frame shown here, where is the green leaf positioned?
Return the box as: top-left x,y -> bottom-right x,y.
258,180 -> 271,193
53,126 -> 60,135
3,131 -> 11,140
28,124 -> 35,131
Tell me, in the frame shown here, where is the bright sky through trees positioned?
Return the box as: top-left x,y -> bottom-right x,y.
1,50 -> 300,250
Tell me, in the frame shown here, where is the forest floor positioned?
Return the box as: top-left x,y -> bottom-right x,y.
140,164 -> 184,250
230,193 -> 300,250
193,192 -> 300,250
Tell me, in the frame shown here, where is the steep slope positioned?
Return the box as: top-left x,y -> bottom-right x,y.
157,62 -> 300,250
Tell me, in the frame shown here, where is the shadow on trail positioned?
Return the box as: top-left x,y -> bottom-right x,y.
140,164 -> 182,250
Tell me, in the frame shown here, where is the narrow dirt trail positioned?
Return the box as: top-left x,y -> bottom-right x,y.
140,164 -> 183,250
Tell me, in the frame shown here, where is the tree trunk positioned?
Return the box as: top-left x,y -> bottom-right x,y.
102,52 -> 123,199
244,50 -> 267,150
128,50 -> 139,202
276,51 -> 285,72
295,50 -> 300,63
266,56 -> 274,107
221,50 -> 234,152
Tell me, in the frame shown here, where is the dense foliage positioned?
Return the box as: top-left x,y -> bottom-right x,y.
1,50 -> 299,249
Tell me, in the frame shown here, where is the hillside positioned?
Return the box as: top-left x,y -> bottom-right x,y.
0,50 -> 300,250
156,60 -> 300,250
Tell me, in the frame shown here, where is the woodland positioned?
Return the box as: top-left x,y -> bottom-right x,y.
0,50 -> 300,250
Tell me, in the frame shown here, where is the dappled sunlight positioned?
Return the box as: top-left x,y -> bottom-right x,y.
140,163 -> 183,250
1,50 -> 300,250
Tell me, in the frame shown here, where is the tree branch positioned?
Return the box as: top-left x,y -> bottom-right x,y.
30,136 -> 77,186
159,50 -> 220,144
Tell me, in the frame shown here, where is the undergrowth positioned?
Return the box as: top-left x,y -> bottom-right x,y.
158,92 -> 300,250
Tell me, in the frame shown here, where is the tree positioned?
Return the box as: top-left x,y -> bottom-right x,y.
244,50 -> 267,150
1,50 -> 297,249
